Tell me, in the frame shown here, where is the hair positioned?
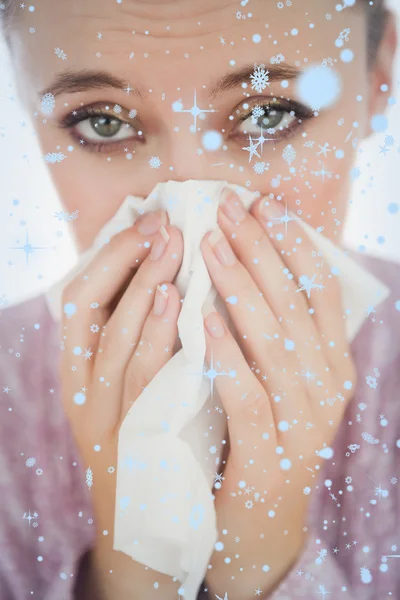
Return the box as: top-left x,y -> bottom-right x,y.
0,0 -> 389,68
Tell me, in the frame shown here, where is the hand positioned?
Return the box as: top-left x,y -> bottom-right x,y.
60,209 -> 184,600
200,189 -> 357,600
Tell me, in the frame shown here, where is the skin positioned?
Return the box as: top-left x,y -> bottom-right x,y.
8,0 -> 395,251
7,0 -> 398,598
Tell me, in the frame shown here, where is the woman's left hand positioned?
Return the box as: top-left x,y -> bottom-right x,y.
200,188 -> 357,600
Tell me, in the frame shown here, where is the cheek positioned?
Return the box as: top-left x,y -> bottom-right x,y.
256,142 -> 354,241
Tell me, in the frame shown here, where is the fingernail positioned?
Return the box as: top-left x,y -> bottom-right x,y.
258,198 -> 286,221
137,210 -> 168,235
149,226 -> 170,260
205,311 -> 225,338
207,228 -> 237,267
220,188 -> 247,223
153,284 -> 169,316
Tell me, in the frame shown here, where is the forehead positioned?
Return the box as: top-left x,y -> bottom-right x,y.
12,0 -> 365,107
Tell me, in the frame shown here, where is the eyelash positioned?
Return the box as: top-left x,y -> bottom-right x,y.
234,98 -> 314,142
58,105 -> 144,153
58,98 -> 314,154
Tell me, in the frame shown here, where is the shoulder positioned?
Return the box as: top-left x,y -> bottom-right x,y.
0,294 -> 95,598
0,293 -> 59,408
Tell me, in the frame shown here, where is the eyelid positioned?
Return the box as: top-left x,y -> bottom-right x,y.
235,96 -> 314,121
58,101 -> 137,129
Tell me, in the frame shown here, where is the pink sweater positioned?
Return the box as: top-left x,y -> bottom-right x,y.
0,251 -> 399,600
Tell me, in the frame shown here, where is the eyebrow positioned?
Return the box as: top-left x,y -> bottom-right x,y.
38,62 -> 301,101
208,62 -> 302,100
38,69 -> 145,99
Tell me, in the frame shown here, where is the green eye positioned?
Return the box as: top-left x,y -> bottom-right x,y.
90,115 -> 123,137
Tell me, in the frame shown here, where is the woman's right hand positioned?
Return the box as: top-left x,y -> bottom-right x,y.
60,209 -> 184,599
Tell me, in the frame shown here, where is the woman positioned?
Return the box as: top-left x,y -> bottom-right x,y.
0,0 -> 399,598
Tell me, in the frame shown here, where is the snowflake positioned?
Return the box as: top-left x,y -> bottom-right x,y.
149,156 -> 162,169
282,143 -> 296,165
366,375 -> 378,389
36,468 -> 43,476
236,10 -> 242,18
345,476 -> 352,484
41,93 -> 55,115
326,13 -> 332,20
271,175 -> 281,188
252,105 -> 265,119
303,486 -> 311,495
108,466 -> 115,473
361,432 -> 379,445
90,324 -> 100,333
83,348 -> 93,360
277,1 -> 284,7
321,57 -> 334,68
86,467 -> 93,489
44,152 -> 67,164
26,457 -> 36,468
316,548 -> 327,564
286,0 -> 292,5
384,135 -> 395,147
253,161 -> 269,174
303,140 -> 315,148
250,64 -> 270,92
337,117 -> 345,126
245,499 -> 253,509
339,28 -> 351,42
360,566 -> 372,584
54,210 -> 70,221
270,52 -> 285,64
54,47 -> 67,60
128,108 -> 137,119
391,477 -> 398,484
348,444 -> 360,454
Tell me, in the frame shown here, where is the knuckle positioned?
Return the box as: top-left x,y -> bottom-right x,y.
62,280 -> 82,306
158,282 -> 180,303
124,356 -> 150,396
238,386 -> 271,420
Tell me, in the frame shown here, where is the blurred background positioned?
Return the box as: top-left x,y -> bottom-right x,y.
1,0 -> 399,307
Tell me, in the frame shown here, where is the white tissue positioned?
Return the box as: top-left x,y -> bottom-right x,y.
45,180 -> 390,600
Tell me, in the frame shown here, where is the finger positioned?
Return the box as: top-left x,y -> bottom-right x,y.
203,310 -> 277,479
200,228 -> 312,429
94,225 -> 183,383
62,210 -> 168,365
216,191 -> 353,420
256,196 -> 357,419
217,190 -> 331,392
255,195 -> 350,373
120,282 -> 181,423
60,219 -> 167,423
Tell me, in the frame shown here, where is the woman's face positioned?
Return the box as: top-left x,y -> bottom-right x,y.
9,0 -> 391,252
